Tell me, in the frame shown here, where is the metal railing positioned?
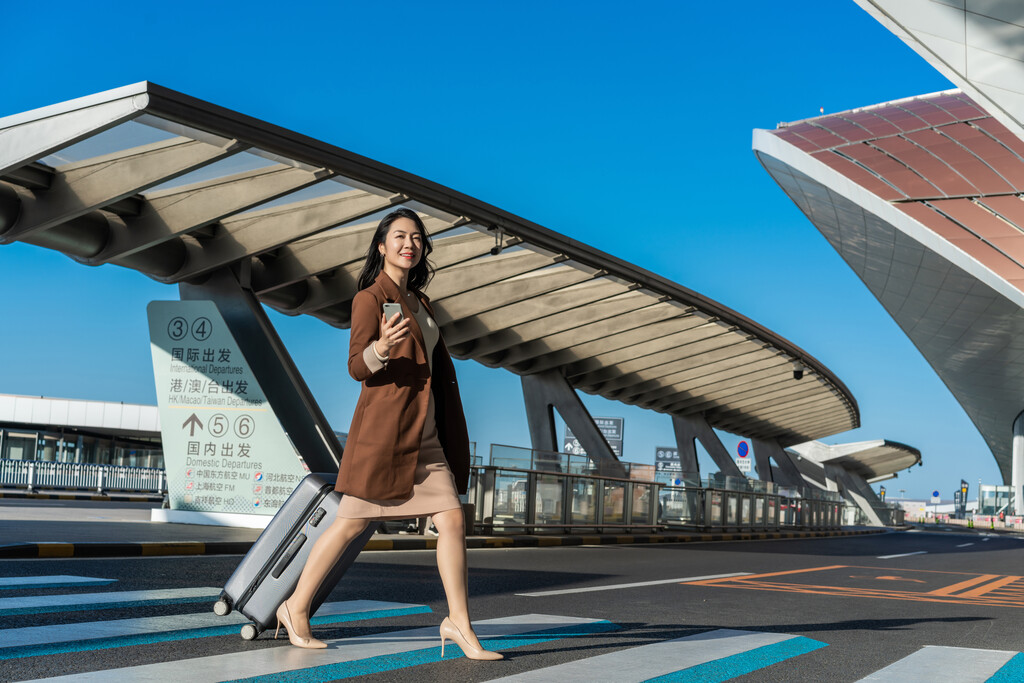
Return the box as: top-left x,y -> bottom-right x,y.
467,465 -> 843,534
0,459 -> 166,494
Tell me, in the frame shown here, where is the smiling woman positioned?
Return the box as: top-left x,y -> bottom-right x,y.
275,208 -> 502,661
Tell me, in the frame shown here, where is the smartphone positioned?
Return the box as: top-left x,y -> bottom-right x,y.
382,302 -> 403,322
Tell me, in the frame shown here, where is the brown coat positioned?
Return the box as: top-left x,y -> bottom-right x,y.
336,270 -> 471,500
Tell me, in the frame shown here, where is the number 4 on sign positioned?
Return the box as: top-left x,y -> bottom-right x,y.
182,414 -> 204,436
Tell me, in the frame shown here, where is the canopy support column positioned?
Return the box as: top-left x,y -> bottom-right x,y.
750,437 -> 804,486
671,413 -> 743,478
829,466 -> 885,527
179,267 -> 342,473
1012,411 -> 1024,515
521,369 -> 625,477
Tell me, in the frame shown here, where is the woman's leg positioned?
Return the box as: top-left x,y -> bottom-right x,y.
432,507 -> 485,647
283,516 -> 369,639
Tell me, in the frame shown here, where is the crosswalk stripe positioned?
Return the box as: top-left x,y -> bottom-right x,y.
485,629 -> 823,682
0,600 -> 429,660
989,653 -> 1024,682
0,575 -> 116,590
858,645 -> 1016,682
232,619 -> 619,683
0,587 -> 222,616
645,636 -> 826,683
24,614 -> 612,683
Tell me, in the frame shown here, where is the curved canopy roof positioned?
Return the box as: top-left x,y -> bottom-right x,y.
790,439 -> 921,482
0,82 -> 858,447
755,90 -> 1024,480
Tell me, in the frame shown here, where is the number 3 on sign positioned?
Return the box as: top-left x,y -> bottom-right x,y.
167,317 -> 188,341
234,415 -> 255,438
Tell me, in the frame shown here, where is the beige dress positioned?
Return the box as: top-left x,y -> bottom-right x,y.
337,300 -> 462,519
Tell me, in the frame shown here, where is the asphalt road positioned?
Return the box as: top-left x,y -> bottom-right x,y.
2,527 -> 1023,682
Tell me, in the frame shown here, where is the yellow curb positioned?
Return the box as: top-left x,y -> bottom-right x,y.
37,543 -> 75,557
423,538 -> 438,549
364,539 -> 394,550
484,538 -> 514,547
579,536 -> 602,545
537,537 -> 562,546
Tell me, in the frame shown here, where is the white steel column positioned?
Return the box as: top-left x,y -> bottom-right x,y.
1012,412 -> 1024,515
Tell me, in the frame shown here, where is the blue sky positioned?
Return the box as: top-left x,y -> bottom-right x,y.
0,1 -> 996,498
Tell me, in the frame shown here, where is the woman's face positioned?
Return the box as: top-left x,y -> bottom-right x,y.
378,217 -> 424,273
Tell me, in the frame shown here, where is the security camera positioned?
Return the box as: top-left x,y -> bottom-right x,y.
792,360 -> 804,380
490,226 -> 505,255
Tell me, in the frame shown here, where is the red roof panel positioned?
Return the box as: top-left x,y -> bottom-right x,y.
873,135 -> 974,196
845,111 -> 902,137
987,236 -> 1024,266
949,235 -> 1024,278
977,196 -> 1024,233
876,106 -> 931,133
897,203 -> 975,240
842,142 -> 941,198
905,128 -> 1012,194
933,94 -> 988,121
901,99 -> 957,126
787,123 -> 848,149
939,123 -> 1024,189
811,149 -> 904,200
973,118 -> 1024,160
929,199 -> 1020,239
816,116 -> 875,143
775,128 -> 821,152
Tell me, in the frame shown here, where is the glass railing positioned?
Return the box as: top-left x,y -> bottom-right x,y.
468,465 -> 842,534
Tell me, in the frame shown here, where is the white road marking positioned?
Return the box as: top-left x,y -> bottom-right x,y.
956,543 -> 974,548
484,629 -> 802,682
0,575 -> 115,590
0,600 -> 421,651
23,614 -> 603,682
876,551 -> 928,559
0,587 -> 221,615
515,572 -> 752,597
858,645 -> 1015,682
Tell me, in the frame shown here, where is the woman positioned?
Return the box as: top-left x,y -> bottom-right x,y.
275,208 -> 502,661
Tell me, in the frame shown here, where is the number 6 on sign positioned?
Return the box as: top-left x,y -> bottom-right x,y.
235,415 -> 255,438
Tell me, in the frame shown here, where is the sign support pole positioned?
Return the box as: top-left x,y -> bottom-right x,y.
179,268 -> 342,473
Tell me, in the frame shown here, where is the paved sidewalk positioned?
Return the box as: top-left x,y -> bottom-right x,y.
0,498 -> 886,559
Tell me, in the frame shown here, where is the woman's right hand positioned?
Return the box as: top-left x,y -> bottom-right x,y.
374,312 -> 410,358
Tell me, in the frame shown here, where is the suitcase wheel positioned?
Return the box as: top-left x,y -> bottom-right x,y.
213,599 -> 231,617
240,623 -> 260,641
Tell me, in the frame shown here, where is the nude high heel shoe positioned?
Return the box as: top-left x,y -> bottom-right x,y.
439,616 -> 504,660
275,601 -> 327,649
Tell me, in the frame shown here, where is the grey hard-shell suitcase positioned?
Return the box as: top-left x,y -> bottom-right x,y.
213,472 -> 377,640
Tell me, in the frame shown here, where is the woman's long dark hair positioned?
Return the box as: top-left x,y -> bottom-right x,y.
356,208 -> 435,293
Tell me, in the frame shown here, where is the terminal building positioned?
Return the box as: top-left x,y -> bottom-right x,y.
755,1 -> 1024,515
0,393 -> 162,468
